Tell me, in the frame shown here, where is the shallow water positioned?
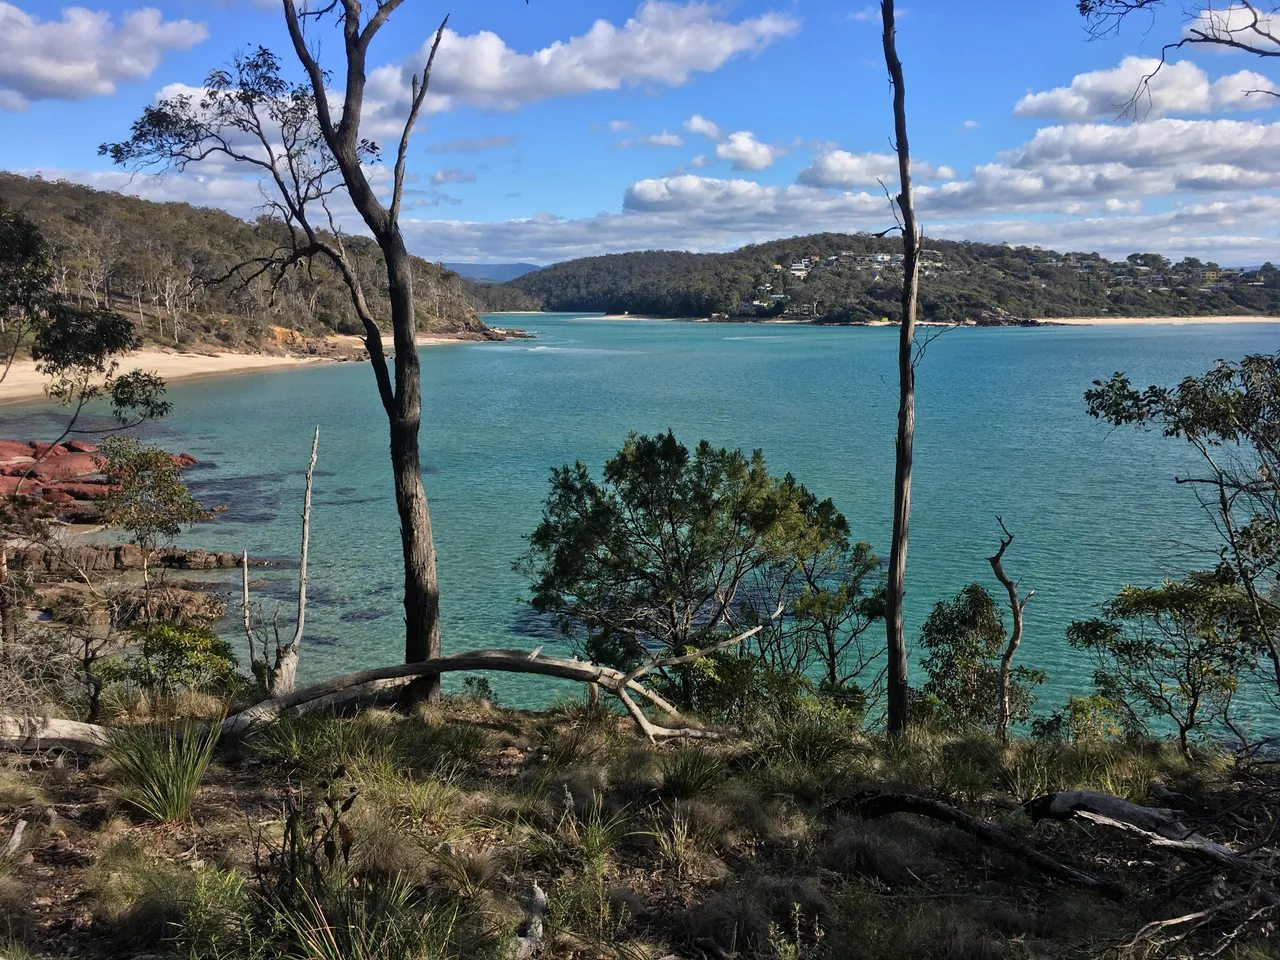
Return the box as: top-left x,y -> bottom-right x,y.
6,315 -> 1279,716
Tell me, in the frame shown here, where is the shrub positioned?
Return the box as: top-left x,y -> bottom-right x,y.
105,719 -> 220,822
105,622 -> 238,700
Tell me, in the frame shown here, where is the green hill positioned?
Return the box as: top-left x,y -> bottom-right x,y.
506,233 -> 1280,322
0,172 -> 495,347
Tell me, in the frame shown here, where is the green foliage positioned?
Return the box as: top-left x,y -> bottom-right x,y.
106,622 -> 238,698
520,431 -> 870,710
105,719 -> 220,822
1068,570 -> 1257,754
100,435 -> 205,554
1086,354 -> 1280,700
918,584 -> 1042,729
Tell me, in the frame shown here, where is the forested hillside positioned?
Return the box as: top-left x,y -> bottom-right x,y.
507,232 -> 1280,322
0,173 -> 495,347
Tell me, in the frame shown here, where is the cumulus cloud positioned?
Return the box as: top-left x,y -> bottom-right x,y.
426,135 -> 515,153
683,113 -> 722,139
1186,4 -> 1280,53
431,168 -> 476,184
716,130 -> 785,170
1014,56 -> 1279,121
361,2 -> 798,136
609,120 -> 632,131
798,149 -> 955,187
0,2 -> 207,111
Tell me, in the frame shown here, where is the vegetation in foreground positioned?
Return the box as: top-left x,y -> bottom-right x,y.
3,691 -> 1276,960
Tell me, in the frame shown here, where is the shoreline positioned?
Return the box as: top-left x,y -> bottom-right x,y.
0,335 -> 483,406
596,313 -> 1280,327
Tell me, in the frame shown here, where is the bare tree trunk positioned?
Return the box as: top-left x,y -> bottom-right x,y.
987,518 -> 1034,744
246,428 -> 318,697
283,3 -> 444,701
0,542 -> 14,647
881,0 -> 921,735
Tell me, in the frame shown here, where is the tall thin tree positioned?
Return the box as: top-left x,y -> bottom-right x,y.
880,0 -> 922,734
103,2 -> 451,698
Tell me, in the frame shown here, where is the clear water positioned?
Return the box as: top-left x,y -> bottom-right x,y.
5,315 -> 1279,715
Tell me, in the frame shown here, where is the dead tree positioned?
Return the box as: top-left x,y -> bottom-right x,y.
987,517 -> 1034,743
245,427 -> 318,697
880,0 -> 922,734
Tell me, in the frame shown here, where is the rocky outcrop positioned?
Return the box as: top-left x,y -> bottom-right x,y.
13,544 -> 252,576
0,440 -> 198,520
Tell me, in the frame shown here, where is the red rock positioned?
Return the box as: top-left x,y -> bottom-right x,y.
65,440 -> 99,454
172,453 -> 198,468
30,442 -> 69,457
45,481 -> 114,501
31,453 -> 104,482
0,441 -> 34,460
0,476 -> 21,496
0,458 -> 35,477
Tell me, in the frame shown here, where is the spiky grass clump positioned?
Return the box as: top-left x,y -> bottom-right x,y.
105,720 -> 219,822
659,746 -> 726,800
272,876 -> 461,960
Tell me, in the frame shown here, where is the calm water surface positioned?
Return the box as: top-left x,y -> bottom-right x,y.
6,315 -> 1280,713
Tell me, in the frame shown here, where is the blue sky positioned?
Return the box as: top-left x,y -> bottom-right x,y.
1,0 -> 1278,264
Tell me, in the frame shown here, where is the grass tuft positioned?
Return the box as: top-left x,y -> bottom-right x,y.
105,720 -> 219,822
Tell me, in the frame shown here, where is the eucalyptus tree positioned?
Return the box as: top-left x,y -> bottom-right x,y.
101,3 -> 453,697
880,0 -> 922,733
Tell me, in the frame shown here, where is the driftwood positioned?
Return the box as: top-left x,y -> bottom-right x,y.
513,881 -> 547,960
0,613 -> 781,752
0,715 -> 112,753
842,790 -> 1126,900
1027,790 -> 1277,885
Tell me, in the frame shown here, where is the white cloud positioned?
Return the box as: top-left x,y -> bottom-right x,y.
1186,5 -> 1280,53
798,149 -> 955,187
431,168 -> 476,184
716,130 -> 785,170
846,6 -> 879,21
0,2 -> 206,111
609,120 -> 632,131
964,119 -> 980,129
683,113 -> 723,139
1014,56 -> 1279,121
361,2 -> 798,136
639,130 -> 685,146
690,154 -> 709,168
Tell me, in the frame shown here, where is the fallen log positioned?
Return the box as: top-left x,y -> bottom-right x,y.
0,625 -> 781,752
0,716 -> 112,753
839,790 -> 1126,900
1027,790 -> 1277,886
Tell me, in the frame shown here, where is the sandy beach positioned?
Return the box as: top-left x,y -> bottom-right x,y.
0,336 -> 478,406
1049,315 -> 1280,326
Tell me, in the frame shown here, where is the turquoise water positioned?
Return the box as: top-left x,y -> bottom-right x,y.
5,315 -> 1280,713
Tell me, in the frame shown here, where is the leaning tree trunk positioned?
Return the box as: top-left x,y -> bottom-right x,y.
386,246 -> 442,701
881,0 -> 921,735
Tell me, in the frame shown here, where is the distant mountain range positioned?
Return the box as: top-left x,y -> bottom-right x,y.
445,262 -> 542,283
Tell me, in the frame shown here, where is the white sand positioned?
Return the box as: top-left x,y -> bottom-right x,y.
0,336 -> 474,405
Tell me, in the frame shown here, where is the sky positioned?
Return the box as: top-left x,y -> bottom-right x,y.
1,0 -> 1279,265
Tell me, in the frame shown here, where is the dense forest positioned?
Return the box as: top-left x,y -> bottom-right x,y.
0,173 -> 495,348
507,232 -> 1280,322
